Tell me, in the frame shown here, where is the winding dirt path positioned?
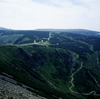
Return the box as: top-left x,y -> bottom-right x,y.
69,62 -> 83,94
69,61 -> 100,96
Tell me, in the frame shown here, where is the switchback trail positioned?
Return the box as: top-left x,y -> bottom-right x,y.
69,62 -> 83,94
69,61 -> 100,96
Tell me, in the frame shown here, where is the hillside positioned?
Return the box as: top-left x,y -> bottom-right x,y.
0,30 -> 100,98
0,30 -> 49,44
0,27 -> 10,30
36,29 -> 100,37
0,74 -> 46,99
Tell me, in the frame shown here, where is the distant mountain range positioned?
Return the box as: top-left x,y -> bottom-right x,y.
1,27 -> 100,37
36,29 -> 100,37
0,27 -> 11,30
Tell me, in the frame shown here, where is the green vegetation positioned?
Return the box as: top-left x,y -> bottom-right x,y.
0,30 -> 100,98
0,30 -> 49,44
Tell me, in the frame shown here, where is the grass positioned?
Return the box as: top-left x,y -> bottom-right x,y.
0,30 -> 100,99
0,34 -> 24,44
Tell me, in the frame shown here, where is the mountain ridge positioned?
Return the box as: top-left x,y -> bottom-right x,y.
0,27 -> 11,30
36,29 -> 100,37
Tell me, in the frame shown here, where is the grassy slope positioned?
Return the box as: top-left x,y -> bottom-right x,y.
0,44 -> 80,99
0,30 -> 49,44
0,30 -> 100,98
0,44 -> 99,99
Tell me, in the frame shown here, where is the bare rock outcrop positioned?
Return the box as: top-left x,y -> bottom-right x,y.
0,78 -> 46,99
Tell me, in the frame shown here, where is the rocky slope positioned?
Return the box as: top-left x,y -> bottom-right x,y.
0,74 -> 46,99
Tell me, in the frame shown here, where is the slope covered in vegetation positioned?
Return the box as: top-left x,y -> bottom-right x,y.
0,30 -> 100,99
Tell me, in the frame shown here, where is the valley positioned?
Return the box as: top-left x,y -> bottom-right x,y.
0,29 -> 100,99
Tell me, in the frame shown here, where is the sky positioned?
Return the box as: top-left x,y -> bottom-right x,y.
0,0 -> 100,31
